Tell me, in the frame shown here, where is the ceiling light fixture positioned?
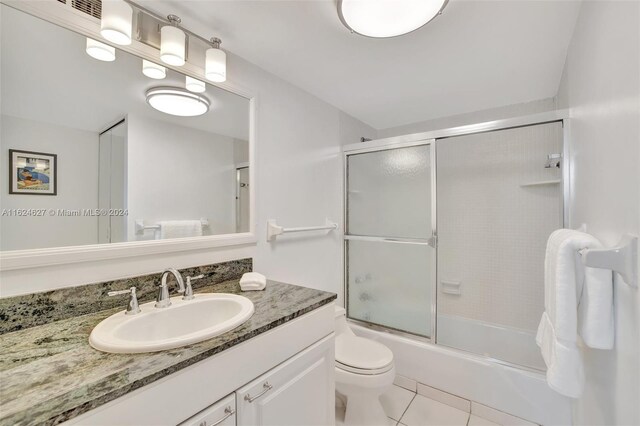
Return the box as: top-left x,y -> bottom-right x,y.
100,0 -> 133,45
86,38 -> 116,61
338,0 -> 448,38
160,15 -> 186,66
206,37 -> 226,83
146,87 -> 210,116
185,76 -> 206,93
142,60 -> 166,79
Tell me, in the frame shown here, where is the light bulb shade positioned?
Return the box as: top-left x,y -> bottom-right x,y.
185,76 -> 206,93
86,38 -> 116,62
146,87 -> 210,117
338,0 -> 448,38
142,60 -> 166,79
100,0 -> 133,45
205,47 -> 226,83
161,25 -> 186,66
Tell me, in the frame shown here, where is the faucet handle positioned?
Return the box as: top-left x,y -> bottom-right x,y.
108,287 -> 141,315
183,274 -> 204,300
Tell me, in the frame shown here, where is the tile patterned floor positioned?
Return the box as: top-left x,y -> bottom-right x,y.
337,385 -> 502,426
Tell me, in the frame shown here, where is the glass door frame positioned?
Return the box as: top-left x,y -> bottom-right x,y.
342,139 -> 438,342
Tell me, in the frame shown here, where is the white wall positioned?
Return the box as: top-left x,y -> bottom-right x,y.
0,115 -> 99,250
377,98 -> 556,139
126,114 -> 237,240
556,1 -> 640,424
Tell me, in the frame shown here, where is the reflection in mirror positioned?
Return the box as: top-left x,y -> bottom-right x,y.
0,5 -> 251,251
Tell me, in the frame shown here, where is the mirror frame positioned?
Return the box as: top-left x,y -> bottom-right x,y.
0,0 -> 258,271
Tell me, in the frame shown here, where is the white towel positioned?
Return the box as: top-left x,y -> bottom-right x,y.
577,253 -> 614,350
536,229 -> 613,398
240,272 -> 266,291
159,220 -> 202,239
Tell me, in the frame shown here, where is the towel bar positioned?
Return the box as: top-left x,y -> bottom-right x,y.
267,219 -> 338,242
135,218 -> 209,235
579,234 -> 637,288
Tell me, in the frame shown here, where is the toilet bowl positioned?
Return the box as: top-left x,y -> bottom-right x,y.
335,306 -> 395,426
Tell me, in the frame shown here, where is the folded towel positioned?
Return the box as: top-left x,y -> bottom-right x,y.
240,272 -> 266,291
577,258 -> 614,349
536,229 -> 612,398
159,220 -> 202,239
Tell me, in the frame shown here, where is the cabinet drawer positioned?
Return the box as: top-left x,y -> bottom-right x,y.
179,393 -> 236,426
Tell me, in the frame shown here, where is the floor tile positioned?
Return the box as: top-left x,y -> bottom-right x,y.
417,383 -> 471,412
471,402 -> 537,426
336,397 -> 401,426
381,385 -> 416,421
400,394 -> 470,426
468,414 -> 501,426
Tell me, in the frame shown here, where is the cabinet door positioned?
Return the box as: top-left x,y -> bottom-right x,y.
179,393 -> 236,426
236,334 -> 334,426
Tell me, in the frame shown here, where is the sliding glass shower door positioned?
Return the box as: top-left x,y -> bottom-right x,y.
435,122 -> 563,369
345,142 -> 436,338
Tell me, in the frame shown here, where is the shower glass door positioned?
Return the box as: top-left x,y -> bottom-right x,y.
435,122 -> 563,369
345,142 -> 436,338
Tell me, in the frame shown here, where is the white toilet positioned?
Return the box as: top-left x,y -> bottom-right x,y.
334,306 -> 395,425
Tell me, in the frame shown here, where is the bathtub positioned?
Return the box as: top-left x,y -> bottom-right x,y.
350,321 -> 573,425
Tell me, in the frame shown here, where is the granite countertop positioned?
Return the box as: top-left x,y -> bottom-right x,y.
0,280 -> 336,426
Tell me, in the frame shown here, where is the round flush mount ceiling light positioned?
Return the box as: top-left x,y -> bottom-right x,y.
146,87 -> 210,117
86,38 -> 116,61
160,15 -> 186,66
338,0 -> 448,38
142,60 -> 166,79
100,0 -> 133,45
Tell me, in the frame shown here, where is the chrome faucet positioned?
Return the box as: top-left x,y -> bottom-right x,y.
155,268 -> 185,308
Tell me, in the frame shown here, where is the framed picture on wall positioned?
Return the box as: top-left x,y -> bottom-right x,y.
9,149 -> 57,195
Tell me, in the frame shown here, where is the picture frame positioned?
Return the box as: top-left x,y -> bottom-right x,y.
9,149 -> 57,195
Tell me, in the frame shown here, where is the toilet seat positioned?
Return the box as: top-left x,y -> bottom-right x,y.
335,334 -> 393,375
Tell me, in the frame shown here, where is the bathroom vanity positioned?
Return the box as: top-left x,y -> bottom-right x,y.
0,277 -> 336,426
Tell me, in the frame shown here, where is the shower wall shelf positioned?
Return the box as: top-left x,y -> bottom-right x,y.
267,219 -> 338,242
520,180 -> 562,187
580,234 -> 638,288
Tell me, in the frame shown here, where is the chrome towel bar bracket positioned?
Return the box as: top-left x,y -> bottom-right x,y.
580,234 -> 638,288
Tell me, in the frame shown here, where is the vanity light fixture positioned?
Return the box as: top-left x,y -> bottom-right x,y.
146,87 -> 210,117
142,60 -> 166,79
160,15 -> 186,66
338,0 -> 448,38
205,37 -> 226,83
100,0 -> 133,45
86,38 -> 116,62
185,76 -> 206,93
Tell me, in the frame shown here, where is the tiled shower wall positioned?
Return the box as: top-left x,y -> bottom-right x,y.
436,122 -> 563,332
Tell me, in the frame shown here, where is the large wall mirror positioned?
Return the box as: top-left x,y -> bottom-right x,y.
0,4 -> 253,256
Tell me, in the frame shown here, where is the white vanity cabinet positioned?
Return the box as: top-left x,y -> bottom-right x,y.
235,333 -> 335,426
179,394 -> 236,426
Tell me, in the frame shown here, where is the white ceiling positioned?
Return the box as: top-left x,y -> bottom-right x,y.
1,5 -> 250,140
138,0 -> 582,130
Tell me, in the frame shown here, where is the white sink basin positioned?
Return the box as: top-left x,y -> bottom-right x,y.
89,293 -> 254,353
